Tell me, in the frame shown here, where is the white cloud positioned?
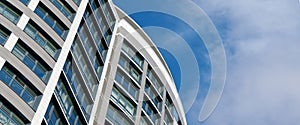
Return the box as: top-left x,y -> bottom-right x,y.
193,0 -> 300,124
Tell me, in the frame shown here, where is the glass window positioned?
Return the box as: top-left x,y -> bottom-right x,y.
173,109 -> 179,123
23,55 -> 35,69
24,22 -> 60,59
89,0 -> 98,11
118,55 -> 142,83
71,39 -> 98,98
115,70 -> 139,100
83,8 -> 108,57
77,23 -> 106,77
63,57 -> 93,120
55,77 -> 84,124
44,101 -> 65,125
140,116 -> 150,125
121,41 -> 144,68
23,23 -> 36,38
0,25 -> 10,46
0,66 -> 39,109
34,64 -> 47,79
97,0 -> 114,27
142,101 -> 160,125
0,1 -> 21,24
147,68 -> 163,95
110,87 -> 136,117
35,4 -> 68,40
10,80 -> 23,95
50,0 -> 75,21
22,89 -> 34,104
145,81 -> 162,111
88,0 -> 115,44
20,0 -> 30,5
72,0 -> 81,6
166,95 -> 174,110
12,42 -> 51,82
94,8 -> 107,36
0,101 -> 25,125
106,104 -> 131,125
164,111 -> 173,125
0,69 -> 12,84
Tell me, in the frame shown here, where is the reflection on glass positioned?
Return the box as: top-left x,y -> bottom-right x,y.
35,5 -> 68,40
71,40 -> 98,98
50,0 -> 75,21
12,43 -> 51,83
20,0 -> 30,5
0,101 -> 25,125
44,101 -> 65,125
0,1 -> 21,24
24,22 -> 60,59
55,77 -> 84,125
121,41 -> 144,68
147,68 -> 163,96
142,101 -> 160,125
72,0 -> 81,6
106,104 -> 131,125
110,87 -> 136,118
115,70 -> 139,100
0,66 -> 38,109
0,26 -> 9,45
118,55 -> 142,83
63,57 -> 93,120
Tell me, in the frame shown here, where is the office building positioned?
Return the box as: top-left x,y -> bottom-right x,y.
0,0 -> 186,124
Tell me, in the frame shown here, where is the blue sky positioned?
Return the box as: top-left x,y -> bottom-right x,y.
113,0 -> 300,124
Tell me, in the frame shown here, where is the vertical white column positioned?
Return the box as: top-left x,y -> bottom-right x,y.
0,57 -> 5,70
88,19 -> 120,125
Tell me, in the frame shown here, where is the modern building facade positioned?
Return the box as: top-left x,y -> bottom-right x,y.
0,0 -> 186,125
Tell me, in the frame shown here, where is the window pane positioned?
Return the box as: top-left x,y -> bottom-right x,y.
55,77 -> 84,124
0,4 -> 4,13
12,46 -> 26,60
34,7 -> 45,19
45,42 -> 57,58
72,0 -> 81,6
0,70 -> 12,84
0,2 -> 21,24
24,25 -> 36,38
20,0 -> 30,5
12,42 -> 51,82
110,87 -> 136,117
34,34 -> 46,47
10,81 -> 23,95
0,66 -> 38,109
115,73 -> 122,83
0,110 -> 9,124
0,103 -> 25,125
62,58 -> 93,120
71,40 -> 98,98
24,22 -> 60,59
44,16 -> 55,27
50,112 -> 58,125
8,119 -> 18,125
35,5 -> 68,40
22,90 -> 34,104
3,10 -> 18,24
53,24 -> 64,36
0,29 -> 9,45
23,56 -> 36,69
50,0 -> 74,21
34,64 -> 46,80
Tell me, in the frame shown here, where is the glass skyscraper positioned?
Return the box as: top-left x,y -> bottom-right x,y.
0,0 -> 186,125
